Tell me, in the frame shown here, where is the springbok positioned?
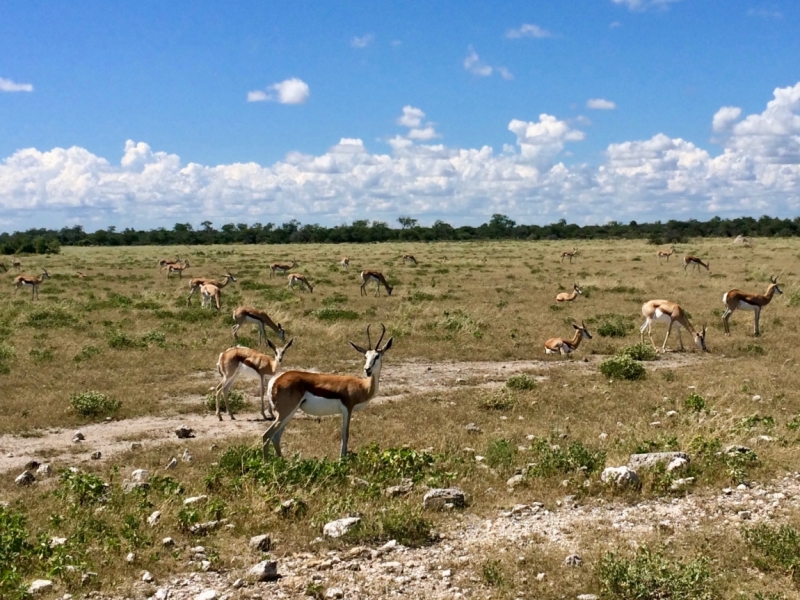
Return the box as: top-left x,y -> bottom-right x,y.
200,283 -> 221,310
187,271 -> 236,305
288,273 -> 313,293
340,257 -> 350,270
560,248 -> 577,264
722,276 -> 782,337
360,270 -> 393,296
683,255 -> 709,273
13,270 -> 50,300
232,306 -> 285,345
165,260 -> 190,279
402,254 -> 418,265
214,340 -> 294,421
262,324 -> 393,458
556,283 -> 582,303
270,260 -> 298,278
640,299 -> 708,352
544,321 -> 592,355
657,248 -> 676,261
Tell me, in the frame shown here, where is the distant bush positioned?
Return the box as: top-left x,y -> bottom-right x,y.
618,343 -> 657,361
478,389 -> 517,411
29,348 -> 54,363
24,308 -> 78,329
743,523 -> 800,583
485,438 -> 516,468
600,355 -> 646,381
598,319 -> 629,338
683,393 -> 706,412
74,345 -> 102,363
107,330 -> 146,349
506,373 -> 537,391
312,306 -> 360,322
70,391 -> 121,417
527,437 -> 606,478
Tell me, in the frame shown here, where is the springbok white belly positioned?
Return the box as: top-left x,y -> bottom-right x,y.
736,301 -> 758,311
653,309 -> 672,323
300,393 -> 346,416
244,316 -> 262,325
238,364 -> 262,379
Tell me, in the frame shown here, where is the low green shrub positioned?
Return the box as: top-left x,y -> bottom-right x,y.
618,343 -> 657,361
312,307 -> 360,322
478,389 -> 517,411
70,391 -> 121,417
73,345 -> 102,363
683,393 -> 706,412
527,437 -> 606,478
600,355 -> 647,380
743,523 -> 800,583
506,373 -> 537,391
485,438 -> 516,468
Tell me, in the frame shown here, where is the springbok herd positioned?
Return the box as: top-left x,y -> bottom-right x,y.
4,246 -> 784,458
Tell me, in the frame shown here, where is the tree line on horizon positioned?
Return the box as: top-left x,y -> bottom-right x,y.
1,214 -> 798,255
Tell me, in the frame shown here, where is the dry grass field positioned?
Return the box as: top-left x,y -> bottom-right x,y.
2,238 -> 800,599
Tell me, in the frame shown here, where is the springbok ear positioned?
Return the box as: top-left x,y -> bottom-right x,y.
266,339 -> 277,352
380,337 -> 394,353
350,342 -> 368,355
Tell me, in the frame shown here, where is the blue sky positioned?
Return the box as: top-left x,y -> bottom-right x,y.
1,0 -> 799,231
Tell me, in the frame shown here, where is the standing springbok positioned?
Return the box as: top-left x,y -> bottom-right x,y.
360,270 -> 393,296
556,283 -> 582,303
270,260 -> 297,279
560,248 -> 577,264
214,339 -> 294,421
165,260 -> 190,279
288,273 -> 313,293
12,258 -> 22,271
14,270 -> 50,300
340,257 -> 350,270
657,248 -> 676,261
232,306 -> 286,345
683,255 -> 709,273
722,276 -> 782,337
200,283 -> 222,310
187,271 -> 235,305
544,321 -> 592,355
640,299 -> 708,352
262,324 -> 393,458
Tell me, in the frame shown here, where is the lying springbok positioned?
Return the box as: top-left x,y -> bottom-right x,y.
640,299 -> 708,352
187,271 -> 235,305
232,306 -> 285,345
360,270 -> 393,296
262,324 -> 393,458
544,321 -> 592,355
722,276 -> 782,337
214,339 -> 294,421
556,283 -> 582,303
14,270 -> 50,300
288,273 -> 313,293
270,259 -> 297,278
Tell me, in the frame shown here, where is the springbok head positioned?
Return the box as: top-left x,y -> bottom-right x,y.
572,320 -> 592,340
349,324 -> 394,377
694,325 -> 709,352
770,276 -> 783,296
266,338 -> 294,364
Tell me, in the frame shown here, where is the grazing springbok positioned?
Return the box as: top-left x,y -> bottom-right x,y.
14,270 -> 50,300
288,273 -> 313,293
683,255 -> 709,273
165,260 -> 190,279
402,254 -> 418,265
722,276 -> 782,337
360,270 -> 393,296
340,257 -> 350,270
262,324 -> 393,458
12,258 -> 22,271
232,306 -> 285,345
214,339 -> 294,421
200,283 -> 221,310
560,248 -> 577,264
544,321 -> 592,355
640,299 -> 708,352
270,260 -> 298,279
187,271 -> 236,305
657,248 -> 676,261
556,283 -> 582,303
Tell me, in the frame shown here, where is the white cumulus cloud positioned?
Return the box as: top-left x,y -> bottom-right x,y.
0,77 -> 33,92
506,23 -> 553,39
350,34 -> 375,48
587,98 -> 617,110
612,0 -> 682,10
712,106 -> 742,132
463,47 -> 512,80
247,78 -> 310,104
398,106 -> 425,128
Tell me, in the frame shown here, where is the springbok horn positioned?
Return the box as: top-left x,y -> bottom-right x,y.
376,323 -> 386,350
366,324 -> 372,350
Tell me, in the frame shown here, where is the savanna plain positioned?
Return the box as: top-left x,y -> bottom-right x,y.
2,239 -> 800,600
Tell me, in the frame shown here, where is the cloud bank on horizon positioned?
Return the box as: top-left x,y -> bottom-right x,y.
2,82 -> 800,230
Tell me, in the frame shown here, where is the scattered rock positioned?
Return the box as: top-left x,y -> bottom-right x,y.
189,520 -> 221,535
162,537 -> 175,547
323,517 -> 361,538
90,451 -> 102,460
15,470 -> 35,486
28,580 -> 53,594
507,474 -> 525,489
131,469 -> 149,483
670,477 -> 696,491
577,595 -> 599,600
247,560 -> 279,582
465,423 -> 482,434
147,511 -> 161,527
122,481 -> 149,494
423,488 -> 466,510
130,442 -> 143,451
666,457 -> 689,472
184,495 -> 208,506
738,510 -> 752,521
126,552 -> 136,563
564,554 -> 582,567
166,458 -> 178,469
49,537 -> 67,548
752,395 -> 762,402
232,579 -> 244,589
154,589 -> 169,600
36,463 -> 52,477
72,432 -> 85,443
142,571 -> 154,583
249,534 -> 271,552
385,479 -> 414,497
194,591 -> 217,600
628,452 -> 689,470
601,466 -> 640,488
726,445 -> 755,457
182,449 -> 193,462
175,426 -> 195,439
325,589 -> 344,599
376,539 -> 398,556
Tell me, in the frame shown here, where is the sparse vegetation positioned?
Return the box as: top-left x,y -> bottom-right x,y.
744,523 -> 800,583
505,373 -> 537,390
618,342 -> 658,361
600,355 -> 647,380
69,390 -> 121,417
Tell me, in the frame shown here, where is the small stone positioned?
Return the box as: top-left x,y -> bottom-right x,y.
194,591 -> 217,600
166,458 -> 178,469
385,479 -> 414,497
122,481 -> 149,493
465,423 -> 482,434
28,580 -> 53,594
423,488 -> 466,510
200,560 -> 212,571
81,572 -> 97,585
90,451 -> 102,460
650,421 -> 662,428
564,554 -> 582,567
577,595 -> 599,600
162,537 -> 175,547
126,552 -> 136,563
247,560 -> 278,582
72,431 -> 85,442
131,469 -> 149,483
441,569 -> 452,578
182,449 -> 193,462
669,477 -> 696,491
382,561 -> 403,573
726,445 -> 756,458
757,435 -> 775,444
323,517 -> 361,538
536,572 -> 546,581
36,463 -> 52,477
738,510 -> 752,520
49,537 -> 67,547
506,474 -> 525,489
249,534 -> 271,552
147,511 -> 161,527
601,466 -> 640,488
130,442 -> 143,451
752,395 -> 762,402
175,426 -> 195,439
666,410 -> 678,418
15,470 -> 35,486
189,520 -> 220,535
184,495 -> 208,506
722,487 -> 733,495
628,452 -> 689,470
142,571 -> 154,583
666,457 -> 689,472
232,579 -> 244,589
154,589 -> 168,600
324,589 -> 344,599
376,539 -> 398,556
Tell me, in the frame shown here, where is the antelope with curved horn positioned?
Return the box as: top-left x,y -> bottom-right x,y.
158,257 -> 179,269
214,339 -> 294,421
340,257 -> 350,270
262,324 -> 393,458
402,254 -> 418,265
200,283 -> 221,310
560,248 -> 577,264
640,299 -> 708,352
722,276 -> 782,337
657,247 -> 676,261
683,255 -> 709,273
288,273 -> 313,293
556,283 -> 582,303
12,258 -> 22,271
544,321 -> 592,355
165,259 -> 190,279
232,306 -> 285,345
360,270 -> 393,296
13,270 -> 50,300
187,271 -> 236,305
270,259 -> 297,279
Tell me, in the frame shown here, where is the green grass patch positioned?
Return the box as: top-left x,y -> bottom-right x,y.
312,306 -> 360,322
600,355 -> 647,380
70,391 -> 121,418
